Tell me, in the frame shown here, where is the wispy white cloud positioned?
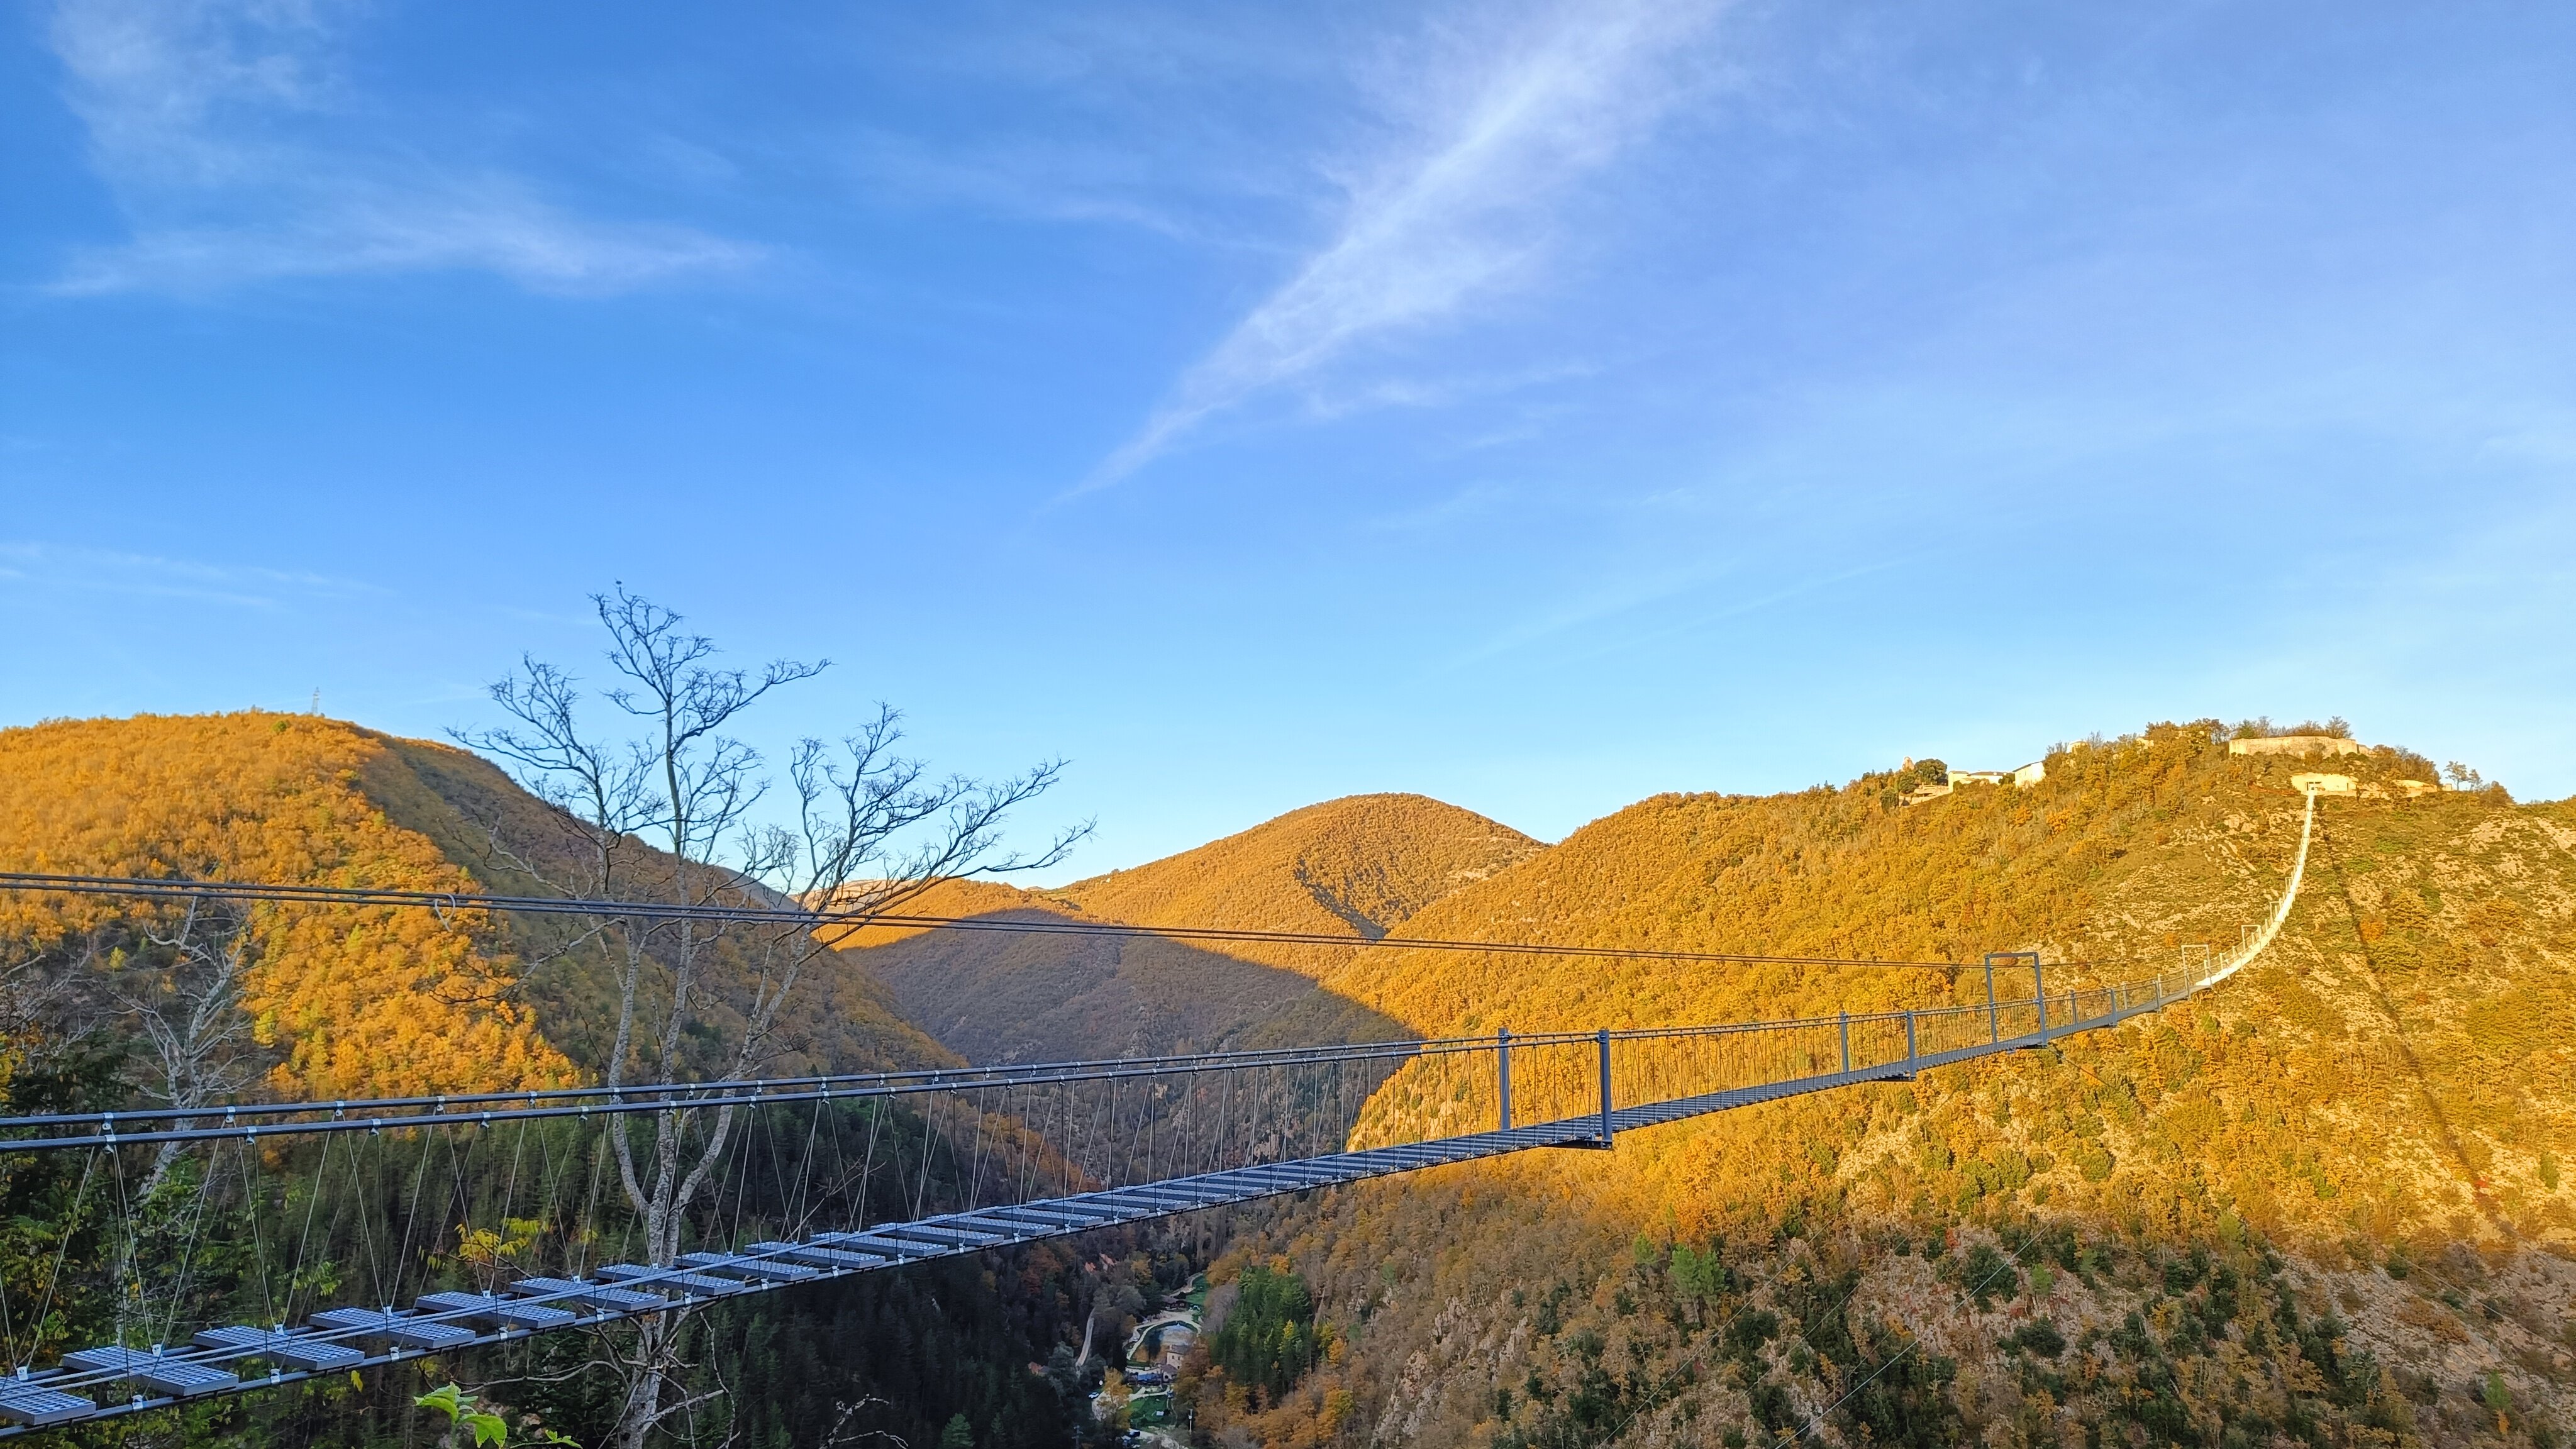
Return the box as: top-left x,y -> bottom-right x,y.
53,186 -> 758,296
44,0 -> 755,295
1301,357 -> 1601,423
843,130 -> 1267,249
1083,0 -> 1728,489
0,541 -> 388,609
1449,553 -> 1899,670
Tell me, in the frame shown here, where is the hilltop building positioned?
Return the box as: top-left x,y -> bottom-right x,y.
2226,735 -> 2364,758
1899,757 -> 2045,806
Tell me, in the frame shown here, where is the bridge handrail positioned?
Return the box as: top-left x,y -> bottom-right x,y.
2189,787 -> 2317,991
0,985 -> 2204,1150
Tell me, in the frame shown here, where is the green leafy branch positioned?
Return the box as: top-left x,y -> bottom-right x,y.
416,1383 -> 577,1448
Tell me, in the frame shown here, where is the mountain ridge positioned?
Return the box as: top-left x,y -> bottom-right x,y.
848,792 -> 1541,1063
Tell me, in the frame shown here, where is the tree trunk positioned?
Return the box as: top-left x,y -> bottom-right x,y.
614,1320 -> 669,1449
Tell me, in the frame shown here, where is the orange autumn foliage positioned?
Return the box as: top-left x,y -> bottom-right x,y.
0,712 -> 574,1099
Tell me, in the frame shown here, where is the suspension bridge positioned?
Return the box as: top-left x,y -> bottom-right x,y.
0,792 -> 2320,1433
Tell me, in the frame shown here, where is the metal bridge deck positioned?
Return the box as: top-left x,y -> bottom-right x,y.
0,1013 -> 2124,1433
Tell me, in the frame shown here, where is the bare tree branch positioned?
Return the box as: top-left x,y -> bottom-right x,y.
453,587 -> 1080,1449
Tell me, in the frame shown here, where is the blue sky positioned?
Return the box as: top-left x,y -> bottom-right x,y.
3,0 -> 2571,877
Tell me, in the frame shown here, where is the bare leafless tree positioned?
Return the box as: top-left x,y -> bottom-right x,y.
0,931 -> 83,1077
458,587 -> 1084,1449
118,894 -> 265,1198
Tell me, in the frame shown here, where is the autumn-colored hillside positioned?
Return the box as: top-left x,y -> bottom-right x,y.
1180,726 -> 2576,1449
374,730 -> 950,1079
1324,726 -> 2573,1246
850,793 -> 1540,1062
0,712 -> 953,1099
1060,793 -> 1542,962
0,713 -> 574,1099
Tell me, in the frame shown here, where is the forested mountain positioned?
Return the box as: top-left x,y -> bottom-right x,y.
0,713 -> 1091,1448
0,711 -> 951,1092
849,793 -> 1541,1062
1170,726 -> 2576,1449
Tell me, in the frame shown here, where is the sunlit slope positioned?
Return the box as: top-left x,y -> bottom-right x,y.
850,794 -> 1540,1062
1329,730 -> 2338,1031
0,713 -> 955,1099
1331,725 -> 2575,1248
375,735 -> 956,1079
0,713 -> 572,1097
1214,730 -> 2576,1449
1059,793 -> 1543,969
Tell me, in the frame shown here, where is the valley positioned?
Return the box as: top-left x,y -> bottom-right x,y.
1,713 -> 2570,1448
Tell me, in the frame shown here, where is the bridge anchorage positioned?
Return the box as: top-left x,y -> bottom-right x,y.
0,794 -> 2318,1433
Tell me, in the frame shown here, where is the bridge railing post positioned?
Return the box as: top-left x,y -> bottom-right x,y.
1497,1028 -> 1513,1132
1597,1028 -> 1614,1147
2035,961 -> 2048,1046
1985,958 -> 1999,1043
1904,1009 -> 1918,1069
1838,1011 -> 1851,1074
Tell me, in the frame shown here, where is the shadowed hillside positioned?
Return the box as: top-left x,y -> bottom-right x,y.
1176,726 -> 2576,1449
374,731 -> 952,1079
848,793 -> 1540,1063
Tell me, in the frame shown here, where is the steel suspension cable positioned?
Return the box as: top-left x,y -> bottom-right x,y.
852,1097 -> 884,1233
282,1131 -> 333,1330
153,1145 -> 221,1353
232,1137 -> 277,1332
105,1147 -> 136,1348
19,1148 -> 98,1370
0,869 -> 2001,971
790,1095 -> 826,1236
391,1124 -> 440,1311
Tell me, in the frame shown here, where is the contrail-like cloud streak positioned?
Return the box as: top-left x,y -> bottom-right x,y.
1085,0 -> 1726,489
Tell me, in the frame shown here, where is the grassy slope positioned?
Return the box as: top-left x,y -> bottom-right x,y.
848,793 -> 1540,1062
1190,728 -> 2576,1448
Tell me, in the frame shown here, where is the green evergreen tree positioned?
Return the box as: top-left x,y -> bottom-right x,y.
938,1412 -> 975,1449
1211,1266 -> 1319,1402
